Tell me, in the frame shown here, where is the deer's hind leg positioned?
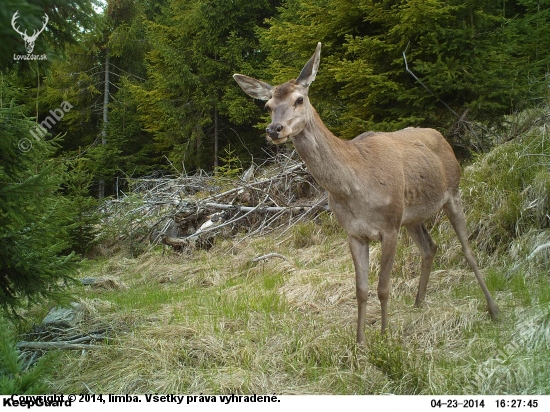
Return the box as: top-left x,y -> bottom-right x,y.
406,223 -> 438,307
443,195 -> 500,320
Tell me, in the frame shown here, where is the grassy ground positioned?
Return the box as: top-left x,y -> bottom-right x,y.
36,110 -> 550,394
43,209 -> 550,394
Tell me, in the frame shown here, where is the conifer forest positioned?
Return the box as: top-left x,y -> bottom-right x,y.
1,0 -> 550,395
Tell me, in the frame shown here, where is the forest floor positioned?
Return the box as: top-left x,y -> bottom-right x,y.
22,109 -> 550,394
38,213 -> 550,394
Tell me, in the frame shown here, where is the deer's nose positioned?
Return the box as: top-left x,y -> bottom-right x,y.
266,123 -> 283,139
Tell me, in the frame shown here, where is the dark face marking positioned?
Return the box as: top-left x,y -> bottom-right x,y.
272,80 -> 298,99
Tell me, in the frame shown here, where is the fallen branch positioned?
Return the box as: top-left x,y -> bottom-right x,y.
205,202 -> 311,214
100,153 -> 328,252
528,242 -> 550,260
16,341 -> 103,351
252,253 -> 289,263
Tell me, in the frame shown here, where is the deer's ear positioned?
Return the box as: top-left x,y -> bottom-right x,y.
233,74 -> 273,101
297,42 -> 321,87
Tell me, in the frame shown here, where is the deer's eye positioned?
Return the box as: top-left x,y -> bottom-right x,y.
295,96 -> 304,106
264,104 -> 272,113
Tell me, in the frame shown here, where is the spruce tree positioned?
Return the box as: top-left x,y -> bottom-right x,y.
0,317 -> 52,394
0,105 -> 77,314
260,0 -> 549,146
63,156 -> 100,256
133,0 -> 280,171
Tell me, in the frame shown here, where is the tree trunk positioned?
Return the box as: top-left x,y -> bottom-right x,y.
99,49 -> 110,199
214,107 -> 219,169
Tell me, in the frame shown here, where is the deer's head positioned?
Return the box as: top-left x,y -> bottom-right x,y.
233,42 -> 321,144
11,11 -> 49,54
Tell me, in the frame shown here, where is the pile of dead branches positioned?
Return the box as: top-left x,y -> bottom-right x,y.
99,152 -> 328,252
17,325 -> 110,371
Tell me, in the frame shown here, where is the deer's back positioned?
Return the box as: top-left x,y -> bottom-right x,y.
351,127 -> 461,225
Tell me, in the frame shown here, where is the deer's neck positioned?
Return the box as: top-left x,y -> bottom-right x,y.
293,106 -> 356,198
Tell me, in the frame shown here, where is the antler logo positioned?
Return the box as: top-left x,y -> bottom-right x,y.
11,11 -> 49,54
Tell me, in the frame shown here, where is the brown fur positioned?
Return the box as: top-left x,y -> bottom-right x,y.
233,43 -> 500,344
272,80 -> 298,99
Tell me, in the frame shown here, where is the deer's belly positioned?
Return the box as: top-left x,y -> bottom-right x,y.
328,196 -> 392,242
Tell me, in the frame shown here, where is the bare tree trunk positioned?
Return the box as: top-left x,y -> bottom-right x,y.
214,107 -> 219,169
99,49 -> 110,199
36,65 -> 39,122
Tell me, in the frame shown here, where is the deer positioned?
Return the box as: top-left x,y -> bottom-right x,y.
233,43 -> 500,344
11,11 -> 49,54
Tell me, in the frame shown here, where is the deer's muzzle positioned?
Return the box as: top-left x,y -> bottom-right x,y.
266,123 -> 284,141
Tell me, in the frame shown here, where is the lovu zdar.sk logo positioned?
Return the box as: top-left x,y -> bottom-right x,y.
12,10 -> 48,60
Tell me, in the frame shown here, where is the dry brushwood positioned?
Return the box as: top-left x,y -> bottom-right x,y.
99,153 -> 328,252
16,341 -> 104,351
17,326 -> 111,371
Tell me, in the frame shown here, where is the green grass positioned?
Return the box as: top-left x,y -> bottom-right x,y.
42,222 -> 550,394
26,108 -> 550,394
104,286 -> 184,310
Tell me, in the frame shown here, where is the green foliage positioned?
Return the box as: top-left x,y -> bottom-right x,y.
214,145 -> 242,180
367,332 -> 428,394
0,0 -> 96,71
94,193 -> 150,258
63,156 -> 100,256
131,0 -> 279,171
29,0 -> 157,198
0,105 -> 77,314
292,221 -> 320,248
507,0 -> 550,84
2,0 -> 550,200
460,108 -> 550,255
0,317 -> 53,394
6,0 -> 549,192
261,0 -> 550,144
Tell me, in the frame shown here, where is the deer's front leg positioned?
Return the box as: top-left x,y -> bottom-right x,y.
378,230 -> 399,334
348,235 -> 370,344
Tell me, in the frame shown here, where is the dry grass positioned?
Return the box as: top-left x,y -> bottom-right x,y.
44,113 -> 550,394
43,213 -> 550,395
